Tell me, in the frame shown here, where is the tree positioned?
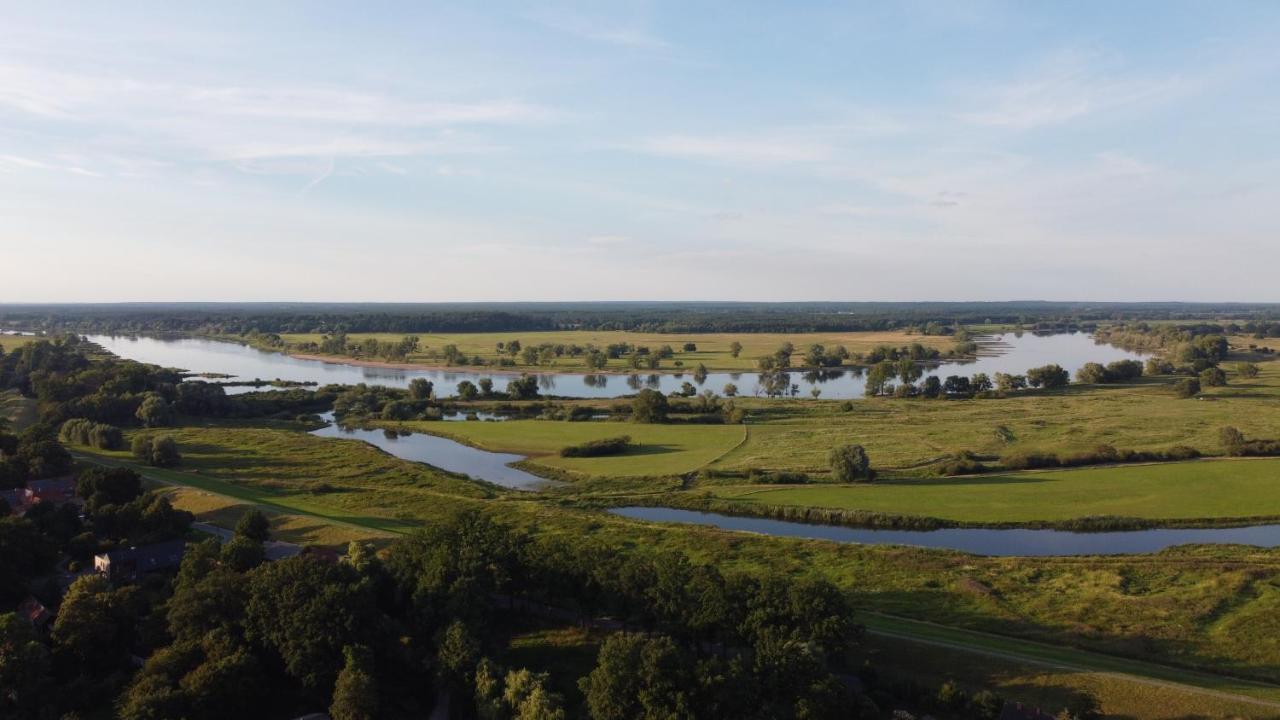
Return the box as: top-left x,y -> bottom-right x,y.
52,574 -> 137,674
580,633 -> 691,720
1026,364 -> 1070,389
221,535 -> 265,572
729,341 -> 743,358
971,373 -> 993,393
243,557 -> 374,690
151,436 -> 181,467
457,380 -> 479,400
234,509 -> 270,542
829,444 -> 873,482
507,375 -> 540,400
1199,366 -> 1227,387
408,378 -> 434,400
1236,362 -> 1261,379
0,519 -> 57,604
1173,377 -> 1201,398
682,343 -> 697,352
1220,426 -> 1246,455
722,383 -> 738,397
437,620 -> 481,693
478,378 -> 494,396
1075,362 -> 1108,384
921,375 -> 942,398
0,613 -> 51,717
631,389 -> 669,423
994,372 -> 1026,392
330,645 -> 378,720
135,393 -> 175,427
76,466 -> 143,511
585,350 -> 608,370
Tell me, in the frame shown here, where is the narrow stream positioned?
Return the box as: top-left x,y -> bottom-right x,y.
609,506 -> 1280,556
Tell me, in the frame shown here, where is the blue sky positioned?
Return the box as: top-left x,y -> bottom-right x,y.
2,1 -> 1278,302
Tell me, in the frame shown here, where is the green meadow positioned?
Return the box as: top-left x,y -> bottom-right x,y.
708,458 -> 1280,523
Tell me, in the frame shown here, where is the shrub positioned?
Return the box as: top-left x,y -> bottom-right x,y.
59,418 -> 124,450
829,444 -> 874,482
1001,450 -> 1059,470
746,470 -> 810,484
1199,367 -> 1227,387
132,435 -> 182,467
559,436 -> 632,458
1173,378 -> 1201,398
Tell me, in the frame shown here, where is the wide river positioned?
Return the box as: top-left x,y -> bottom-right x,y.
87,332 -> 1146,400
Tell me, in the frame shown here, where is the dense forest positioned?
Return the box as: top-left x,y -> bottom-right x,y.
4,301 -> 1280,335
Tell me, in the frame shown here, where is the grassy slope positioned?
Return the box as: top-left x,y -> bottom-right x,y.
276,329 -> 954,372
709,458 -> 1280,523
405,419 -> 746,477
159,485 -> 394,547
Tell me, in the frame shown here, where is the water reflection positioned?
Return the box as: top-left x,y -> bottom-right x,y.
88,332 -> 1148,401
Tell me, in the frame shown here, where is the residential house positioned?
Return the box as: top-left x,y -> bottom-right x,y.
94,540 -> 187,581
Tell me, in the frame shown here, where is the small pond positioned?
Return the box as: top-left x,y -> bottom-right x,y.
608,507 -> 1280,557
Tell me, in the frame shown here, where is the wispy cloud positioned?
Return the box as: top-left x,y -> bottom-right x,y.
638,133 -> 832,165
529,10 -> 667,50
958,50 -> 1186,129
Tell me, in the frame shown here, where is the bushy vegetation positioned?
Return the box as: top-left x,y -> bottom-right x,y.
58,417 -> 124,450
1002,443 -> 1200,470
559,436 -> 632,458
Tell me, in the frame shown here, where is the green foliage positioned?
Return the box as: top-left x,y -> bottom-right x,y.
631,389 -> 669,424
135,393 -> 175,428
829,444 -> 874,483
132,434 -> 182,467
59,418 -> 124,449
1173,377 -> 1201,398
330,645 -> 378,720
559,435 -> 632,458
1026,364 -> 1070,389
234,508 -> 270,542
243,557 -> 375,690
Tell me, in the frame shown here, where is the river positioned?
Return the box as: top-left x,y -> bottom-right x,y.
86,332 -> 1146,400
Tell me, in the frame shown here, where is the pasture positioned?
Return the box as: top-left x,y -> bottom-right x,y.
708,458 -> 1280,523
408,419 -> 746,477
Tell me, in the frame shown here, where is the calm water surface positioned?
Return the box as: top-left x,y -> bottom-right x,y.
309,413 -> 549,490
87,332 -> 1146,400
610,507 -> 1280,557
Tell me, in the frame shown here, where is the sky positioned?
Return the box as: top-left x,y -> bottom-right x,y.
1,1 -> 1278,302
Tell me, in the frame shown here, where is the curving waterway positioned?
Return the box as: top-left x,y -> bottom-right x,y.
87,332 -> 1146,400
309,413 -> 550,491
609,507 -> 1280,557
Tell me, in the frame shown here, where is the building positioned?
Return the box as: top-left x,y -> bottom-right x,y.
26,476 -> 76,504
94,540 -> 187,581
16,596 -> 52,632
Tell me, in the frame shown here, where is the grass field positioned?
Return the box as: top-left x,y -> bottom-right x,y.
0,389 -> 36,430
0,334 -> 37,353
710,363 -> 1280,473
707,458 -> 1280,523
274,329 -> 955,372
69,424 -> 1280,686
405,419 -> 746,477
158,485 -> 394,547
861,615 -> 1280,717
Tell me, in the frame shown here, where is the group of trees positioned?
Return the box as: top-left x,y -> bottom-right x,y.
1074,359 -> 1143,385
860,363 -> 1072,399
0,421 -> 73,490
4,508 -> 876,719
